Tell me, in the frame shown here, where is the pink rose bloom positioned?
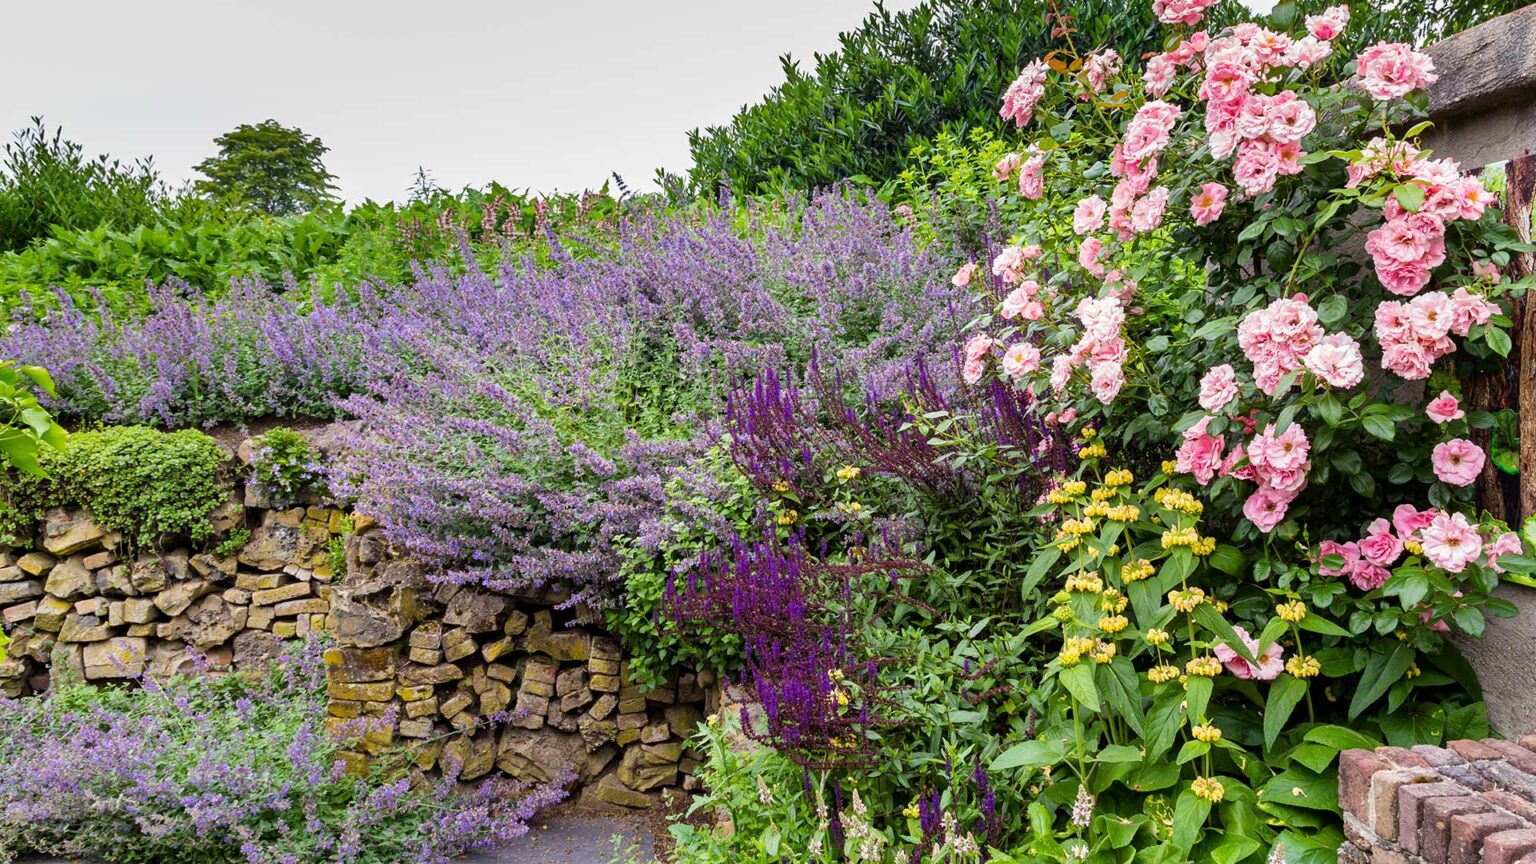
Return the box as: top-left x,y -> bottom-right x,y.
1189,182 -> 1228,226
1130,186 -> 1170,233
1426,391 -> 1464,424
992,245 -> 1032,284
1073,195 -> 1107,235
951,262 -> 978,288
1153,0 -> 1219,26
1302,333 -> 1364,389
1359,519 -> 1403,566
1000,61 -> 1049,128
1198,364 -> 1239,413
1078,237 -> 1106,278
1001,342 -> 1041,379
1122,101 -> 1182,162
1089,362 -> 1124,404
1380,341 -> 1435,380
993,152 -> 1022,181
1083,48 -> 1122,94
1233,141 -> 1282,196
1243,487 -> 1290,534
1306,5 -> 1350,40
1432,438 -> 1485,487
1349,561 -> 1391,591
1214,625 -> 1284,680
1446,287 -> 1498,335
1472,260 -> 1501,283
1221,444 -> 1254,480
1249,422 -> 1310,474
1144,54 -> 1178,97
1318,539 -> 1361,576
1049,356 -> 1073,394
1000,286 -> 1033,319
1263,91 -> 1317,145
1393,504 -> 1437,540
1408,295 -> 1454,336
1421,511 -> 1483,573
1485,531 -> 1522,573
1018,154 -> 1045,200
1356,43 -> 1438,100
1175,415 -> 1226,485
1284,35 -> 1332,70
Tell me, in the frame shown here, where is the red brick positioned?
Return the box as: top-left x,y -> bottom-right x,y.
1450,811 -> 1528,864
1484,828 -> 1536,864
1414,745 -> 1465,767
1450,739 -> 1506,762
1340,749 -> 1393,821
1487,790 -> 1536,823
1518,735 -> 1536,754
1371,848 -> 1409,864
1517,853 -> 1536,864
1482,739 -> 1536,775
1421,797 -> 1493,862
1395,777 -> 1463,845
1380,745 -> 1431,768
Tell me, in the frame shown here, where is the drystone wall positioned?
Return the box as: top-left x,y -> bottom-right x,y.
0,429 -> 711,811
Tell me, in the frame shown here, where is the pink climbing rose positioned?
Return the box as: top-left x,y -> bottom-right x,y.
1431,438 -> 1485,487
1198,364 -> 1239,413
1355,43 -> 1438,100
1425,391 -> 1464,424
1189,182 -> 1228,226
1420,511 -> 1483,573
1214,625 -> 1284,680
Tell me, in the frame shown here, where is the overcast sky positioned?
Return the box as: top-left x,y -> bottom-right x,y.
4,0 -> 923,204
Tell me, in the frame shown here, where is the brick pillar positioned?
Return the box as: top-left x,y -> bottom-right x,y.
1340,737 -> 1536,864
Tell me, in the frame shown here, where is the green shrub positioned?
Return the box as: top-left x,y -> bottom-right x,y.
607,445 -> 755,690
0,425 -> 230,549
247,426 -> 326,508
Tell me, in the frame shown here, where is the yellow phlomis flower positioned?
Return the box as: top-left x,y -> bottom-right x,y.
1185,655 -> 1221,677
1276,600 -> 1307,623
1192,777 -> 1225,802
1192,723 -> 1222,743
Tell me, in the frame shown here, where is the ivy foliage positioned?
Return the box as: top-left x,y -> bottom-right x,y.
0,425 -> 231,549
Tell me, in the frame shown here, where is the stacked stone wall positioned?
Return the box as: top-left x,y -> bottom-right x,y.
0,429 -> 709,810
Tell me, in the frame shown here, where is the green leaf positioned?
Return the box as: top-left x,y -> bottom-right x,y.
762,823 -> 780,857
1208,544 -> 1246,576
1263,675 -> 1309,749
1362,414 -> 1396,441
1317,295 -> 1347,327
991,738 -> 1065,771
1488,327 -> 1513,357
1144,687 -> 1186,761
1098,656 -> 1146,735
1349,642 -> 1416,719
1185,675 -> 1213,723
1195,603 -> 1258,664
1213,838 -> 1263,864
1393,183 -> 1426,213
1168,789 -> 1213,860
1022,546 -> 1061,601
1060,663 -> 1100,712
1297,614 -> 1352,638
1261,766 -> 1338,811
1097,744 -> 1145,763
1303,724 -> 1381,752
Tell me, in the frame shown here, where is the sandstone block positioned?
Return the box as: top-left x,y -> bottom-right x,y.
83,636 -> 147,679
42,509 -> 106,556
17,552 -> 56,576
251,581 -> 311,606
0,579 -> 42,606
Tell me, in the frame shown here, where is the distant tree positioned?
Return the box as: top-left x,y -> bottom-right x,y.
194,120 -> 337,215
